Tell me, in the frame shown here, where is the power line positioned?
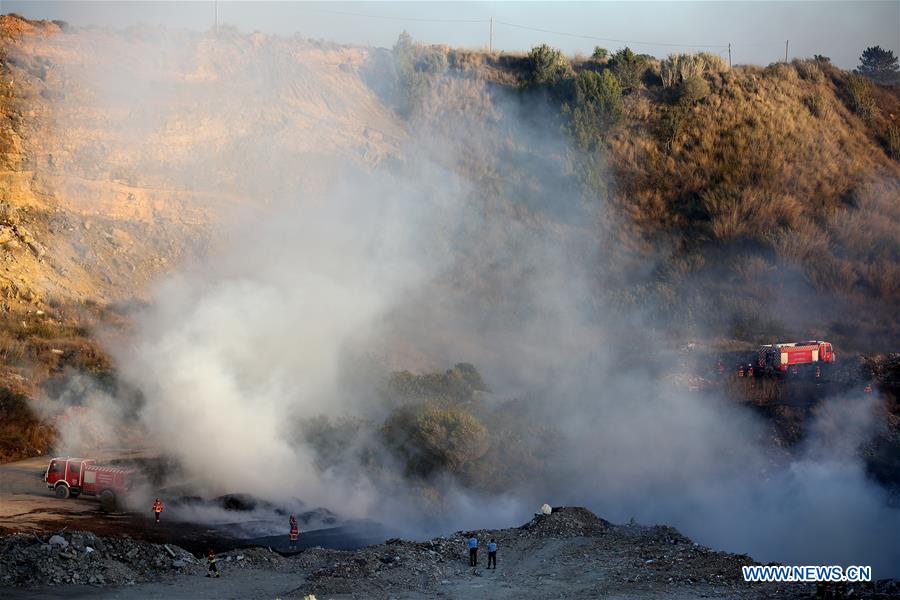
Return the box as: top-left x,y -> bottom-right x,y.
494,20 -> 730,49
312,7 -> 489,25
306,8 -> 745,53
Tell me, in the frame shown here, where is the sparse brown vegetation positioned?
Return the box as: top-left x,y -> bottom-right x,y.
0,386 -> 54,462
804,91 -> 829,118
845,74 -> 878,121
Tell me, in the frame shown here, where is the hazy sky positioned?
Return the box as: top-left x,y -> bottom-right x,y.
4,1 -> 898,68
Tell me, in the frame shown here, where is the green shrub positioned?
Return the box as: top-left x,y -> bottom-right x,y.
383,404 -> 489,476
655,105 -> 688,151
417,48 -> 448,75
525,44 -> 571,87
391,33 -> 449,115
592,47 -> 608,62
609,47 -> 648,91
299,416 -> 379,471
857,45 -> 900,84
570,70 -> 623,150
678,75 -> 710,105
385,364 -> 485,403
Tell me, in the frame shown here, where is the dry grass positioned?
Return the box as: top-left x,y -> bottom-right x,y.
660,52 -> 728,89
597,60 -> 900,345
0,302 -> 116,462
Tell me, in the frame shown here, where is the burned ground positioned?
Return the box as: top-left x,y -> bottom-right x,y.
7,507 -> 896,599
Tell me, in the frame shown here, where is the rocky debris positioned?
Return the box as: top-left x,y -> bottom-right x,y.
4,511 -> 899,599
293,507 -> 764,599
0,531 -> 201,586
518,505 -> 611,537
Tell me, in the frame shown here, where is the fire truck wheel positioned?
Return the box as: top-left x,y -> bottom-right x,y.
100,489 -> 117,511
54,484 -> 70,499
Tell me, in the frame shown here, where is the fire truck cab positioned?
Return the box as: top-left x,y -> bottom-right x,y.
44,457 -> 133,503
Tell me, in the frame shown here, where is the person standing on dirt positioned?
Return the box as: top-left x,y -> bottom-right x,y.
289,515 -> 299,549
206,548 -> 220,578
487,538 -> 497,569
152,498 -> 164,523
467,535 -> 478,566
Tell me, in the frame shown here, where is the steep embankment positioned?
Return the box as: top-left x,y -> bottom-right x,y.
0,14 -> 403,306
0,14 -> 404,459
606,59 -> 900,350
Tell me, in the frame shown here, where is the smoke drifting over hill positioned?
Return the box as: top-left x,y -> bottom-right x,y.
32,24 -> 900,576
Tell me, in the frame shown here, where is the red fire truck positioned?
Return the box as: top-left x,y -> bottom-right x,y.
44,457 -> 135,504
757,340 -> 835,374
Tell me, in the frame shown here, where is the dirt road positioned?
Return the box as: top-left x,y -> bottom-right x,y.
0,455 -> 246,553
0,455 -> 102,532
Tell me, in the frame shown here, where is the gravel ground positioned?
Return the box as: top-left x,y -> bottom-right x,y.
5,507 -> 898,599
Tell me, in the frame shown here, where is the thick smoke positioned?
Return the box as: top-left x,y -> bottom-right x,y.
37,23 -> 900,576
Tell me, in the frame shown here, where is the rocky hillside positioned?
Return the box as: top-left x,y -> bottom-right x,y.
1,14 -> 898,464
0,14 -> 406,458
0,14 -> 403,307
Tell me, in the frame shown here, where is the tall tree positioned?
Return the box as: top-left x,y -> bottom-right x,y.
857,45 -> 899,84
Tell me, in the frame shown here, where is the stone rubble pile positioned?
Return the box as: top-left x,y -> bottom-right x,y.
517,505 -> 612,538
0,531 -> 201,586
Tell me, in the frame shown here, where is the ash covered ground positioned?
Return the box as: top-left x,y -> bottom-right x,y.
6,506 -> 897,600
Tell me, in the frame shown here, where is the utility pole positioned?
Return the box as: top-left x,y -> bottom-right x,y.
489,17 -> 494,54
214,0 -> 219,35
728,43 -> 732,68
784,39 -> 789,63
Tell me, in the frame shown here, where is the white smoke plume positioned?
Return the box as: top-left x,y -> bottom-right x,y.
31,20 -> 900,577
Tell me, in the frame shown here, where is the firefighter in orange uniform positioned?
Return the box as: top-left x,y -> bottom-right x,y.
152,498 -> 164,523
289,515 -> 299,549
864,383 -> 873,394
737,365 -> 744,377
206,548 -> 220,577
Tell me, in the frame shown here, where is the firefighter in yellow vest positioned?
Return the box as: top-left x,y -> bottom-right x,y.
289,515 -> 299,549
152,498 -> 164,523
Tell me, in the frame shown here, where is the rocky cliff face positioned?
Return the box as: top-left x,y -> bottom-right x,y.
0,14 -> 403,306
0,15 -> 407,453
